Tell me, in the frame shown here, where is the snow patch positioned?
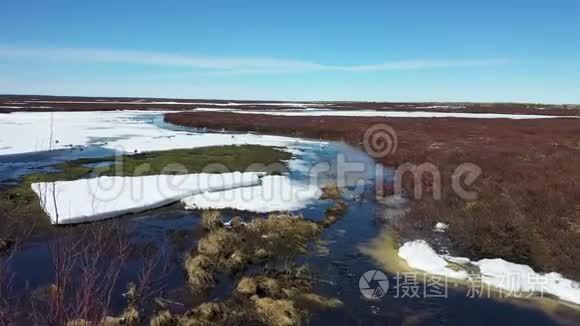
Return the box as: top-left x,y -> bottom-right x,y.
181,175 -> 321,213
398,240 -> 469,279
22,100 -> 327,107
474,259 -> 580,305
0,106 -> 54,109
0,111 -> 325,155
398,240 -> 580,305
31,172 -> 263,224
433,222 -> 449,232
230,109 -> 575,120
415,105 -> 464,109
195,107 -> 241,112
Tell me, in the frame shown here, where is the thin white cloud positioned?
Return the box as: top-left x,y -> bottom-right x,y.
0,46 -> 324,71
328,59 -> 508,72
0,46 -> 507,73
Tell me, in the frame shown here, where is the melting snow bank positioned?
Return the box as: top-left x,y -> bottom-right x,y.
31,172 -> 263,225
181,175 -> 321,213
398,240 -> 469,280
398,240 -> 580,305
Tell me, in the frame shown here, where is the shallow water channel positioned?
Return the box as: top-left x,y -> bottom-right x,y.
0,113 -> 573,325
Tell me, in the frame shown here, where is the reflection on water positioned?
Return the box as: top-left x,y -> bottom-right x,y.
0,146 -> 117,183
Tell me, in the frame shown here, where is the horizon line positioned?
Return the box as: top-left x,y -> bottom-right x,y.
1,92 -> 577,106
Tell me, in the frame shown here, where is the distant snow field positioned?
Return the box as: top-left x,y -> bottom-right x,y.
2,110 -> 326,224
0,110 -> 324,155
21,100 -> 329,107
194,108 -> 575,120
415,105 -> 465,109
398,240 -> 580,305
0,106 -> 54,109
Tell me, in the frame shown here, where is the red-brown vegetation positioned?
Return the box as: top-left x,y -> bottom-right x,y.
166,111 -> 580,279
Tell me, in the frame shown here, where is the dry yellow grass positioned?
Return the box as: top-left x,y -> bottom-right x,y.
200,210 -> 222,231
255,298 -> 301,326
196,228 -> 238,257
236,277 -> 258,295
149,310 -> 176,326
319,183 -> 342,200
295,293 -> 344,310
184,254 -> 215,293
178,213 -> 346,325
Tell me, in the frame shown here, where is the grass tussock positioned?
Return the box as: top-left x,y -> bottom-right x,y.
236,277 -> 258,295
248,214 -> 321,258
179,267 -> 341,326
179,302 -> 231,326
150,310 -> 177,326
254,276 -> 283,298
200,210 -> 222,230
197,228 -> 237,257
122,307 -> 140,326
67,305 -> 140,326
185,211 -> 346,305
65,320 -> 90,326
255,298 -> 300,326
325,200 -> 348,217
320,200 -> 349,228
319,184 -> 342,200
184,255 -> 216,293
294,293 -> 344,310
186,214 -> 326,293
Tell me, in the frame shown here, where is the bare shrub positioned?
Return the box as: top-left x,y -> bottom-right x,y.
22,221 -> 171,325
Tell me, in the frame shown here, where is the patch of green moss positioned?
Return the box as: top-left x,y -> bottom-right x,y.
0,145 -> 291,233
0,165 -> 92,233
72,145 -> 290,177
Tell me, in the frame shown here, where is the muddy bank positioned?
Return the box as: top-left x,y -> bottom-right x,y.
165,111 -> 580,279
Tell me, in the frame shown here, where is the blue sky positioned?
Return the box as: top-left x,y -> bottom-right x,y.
0,0 -> 579,103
